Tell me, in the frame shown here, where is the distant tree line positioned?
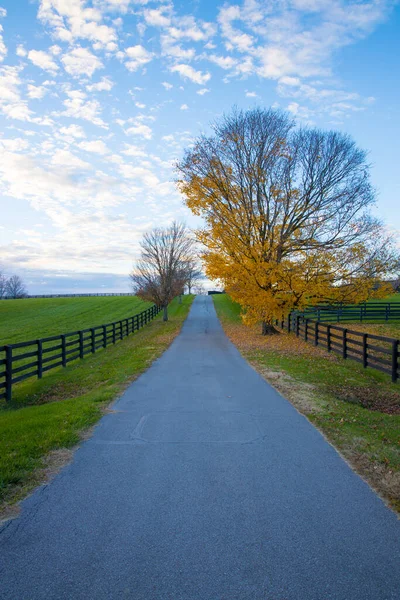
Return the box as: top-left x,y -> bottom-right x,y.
0,271 -> 28,299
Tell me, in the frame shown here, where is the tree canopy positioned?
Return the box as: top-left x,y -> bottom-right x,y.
177,107 -> 399,333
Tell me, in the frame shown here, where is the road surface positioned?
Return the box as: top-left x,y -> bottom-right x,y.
1,295 -> 399,599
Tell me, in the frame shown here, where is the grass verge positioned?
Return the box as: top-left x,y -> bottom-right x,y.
0,296 -> 194,517
213,294 -> 400,514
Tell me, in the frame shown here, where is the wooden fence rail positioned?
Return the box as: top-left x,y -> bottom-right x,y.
300,302 -> 400,323
0,304 -> 161,403
275,314 -> 399,383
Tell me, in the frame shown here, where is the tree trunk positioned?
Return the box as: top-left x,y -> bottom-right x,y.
188,283 -> 192,294
179,294 -> 182,304
261,320 -> 279,336
163,305 -> 168,321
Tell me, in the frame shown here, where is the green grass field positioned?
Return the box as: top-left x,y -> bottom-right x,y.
213,293 -> 400,512
0,296 -> 194,514
0,296 -> 151,345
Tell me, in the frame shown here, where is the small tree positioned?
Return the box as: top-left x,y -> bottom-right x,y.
130,222 -> 194,321
0,271 -> 7,298
5,274 -> 28,299
182,257 -> 203,294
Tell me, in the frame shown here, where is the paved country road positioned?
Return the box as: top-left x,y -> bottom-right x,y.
1,296 -> 399,600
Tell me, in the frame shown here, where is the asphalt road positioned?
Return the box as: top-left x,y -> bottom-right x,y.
1,295 -> 399,600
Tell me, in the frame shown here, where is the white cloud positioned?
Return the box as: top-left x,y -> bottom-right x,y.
180,103 -> 188,110
170,63 -> 211,85
197,88 -> 210,95
119,164 -> 159,187
168,15 -> 216,42
86,76 -> 114,91
124,45 -> 153,72
78,140 -> 109,154
0,65 -> 33,122
208,54 -> 238,70
61,47 -> 103,78
125,122 -> 153,139
49,44 -> 62,55
38,0 -> 117,47
27,84 -> 48,99
122,144 -> 147,157
51,149 -> 91,171
16,45 -> 27,57
162,81 -> 173,90
59,124 -> 86,138
28,49 -> 59,73
62,89 -> 107,128
0,137 -> 29,152
0,23 -> 6,63
144,8 -> 171,28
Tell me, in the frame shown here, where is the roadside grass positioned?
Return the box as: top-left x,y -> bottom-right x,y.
367,294 -> 400,303
340,322 -> 400,339
213,294 -> 400,513
0,296 -> 150,345
0,296 -> 194,515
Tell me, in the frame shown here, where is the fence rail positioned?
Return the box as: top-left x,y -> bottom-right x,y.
275,314 -> 399,383
300,302 -> 400,323
0,304 -> 161,403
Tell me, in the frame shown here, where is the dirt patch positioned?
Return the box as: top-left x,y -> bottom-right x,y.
252,364 -> 322,415
343,449 -> 400,513
330,385 -> 400,414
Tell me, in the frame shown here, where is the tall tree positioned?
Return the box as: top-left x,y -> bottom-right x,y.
130,222 -> 195,321
5,274 -> 28,299
177,107 -> 399,334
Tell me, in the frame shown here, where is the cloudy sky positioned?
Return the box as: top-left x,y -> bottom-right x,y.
0,0 -> 399,294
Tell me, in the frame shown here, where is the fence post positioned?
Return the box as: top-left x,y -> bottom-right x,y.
385,305 -> 389,322
91,328 -> 95,353
112,323 -> 116,343
79,331 -> 84,359
61,335 -> 66,367
37,340 -> 44,377
287,313 -> 291,333
103,325 -> 107,348
126,319 -> 129,336
5,345 -> 12,403
327,324 -> 331,352
342,329 -> 347,359
296,315 -> 300,337
314,321 -> 319,346
362,333 -> 368,368
305,319 -> 308,341
392,340 -> 398,383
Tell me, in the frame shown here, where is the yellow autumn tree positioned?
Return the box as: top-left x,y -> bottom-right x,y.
177,107 -> 399,334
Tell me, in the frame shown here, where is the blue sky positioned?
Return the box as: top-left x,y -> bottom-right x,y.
0,0 -> 399,294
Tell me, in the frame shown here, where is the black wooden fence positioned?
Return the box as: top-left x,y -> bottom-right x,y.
301,302 -> 400,323
0,304 -> 161,403
275,314 -> 399,383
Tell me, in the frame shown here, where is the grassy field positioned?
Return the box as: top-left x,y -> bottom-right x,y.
213,294 -> 400,513
0,296 -> 151,345
0,295 -> 194,517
